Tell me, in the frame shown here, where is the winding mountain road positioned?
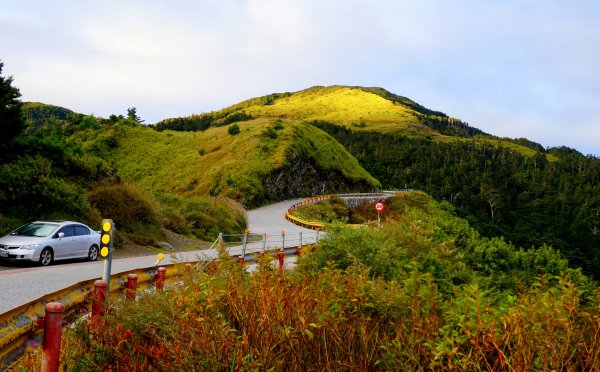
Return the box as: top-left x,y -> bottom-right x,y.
0,198 -> 312,314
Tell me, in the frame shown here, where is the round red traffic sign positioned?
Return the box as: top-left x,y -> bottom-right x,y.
374,201 -> 385,212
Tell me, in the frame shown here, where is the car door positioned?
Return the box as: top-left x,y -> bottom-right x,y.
73,225 -> 92,258
52,226 -> 76,260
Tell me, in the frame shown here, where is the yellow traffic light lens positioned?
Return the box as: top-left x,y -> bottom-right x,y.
102,235 -> 110,244
100,247 -> 109,257
102,221 -> 111,232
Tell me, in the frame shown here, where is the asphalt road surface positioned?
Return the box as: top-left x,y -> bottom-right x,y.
0,198 -> 314,314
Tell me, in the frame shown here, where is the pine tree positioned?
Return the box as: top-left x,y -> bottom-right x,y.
0,61 -> 24,144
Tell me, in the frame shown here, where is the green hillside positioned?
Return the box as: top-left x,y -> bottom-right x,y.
2,67 -> 599,279
156,85 -> 545,158
106,118 -> 379,207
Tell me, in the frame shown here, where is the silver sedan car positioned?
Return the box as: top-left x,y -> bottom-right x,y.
0,221 -> 100,266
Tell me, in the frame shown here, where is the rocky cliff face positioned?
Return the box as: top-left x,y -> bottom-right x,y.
258,154 -> 377,206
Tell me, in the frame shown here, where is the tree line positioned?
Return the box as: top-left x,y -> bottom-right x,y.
312,121 -> 600,278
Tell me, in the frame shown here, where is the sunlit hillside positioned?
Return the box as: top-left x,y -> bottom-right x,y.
108,118 -> 379,207
157,85 -> 546,158
243,86 -> 425,130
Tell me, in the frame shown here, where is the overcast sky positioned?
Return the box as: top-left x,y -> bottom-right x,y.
2,0 -> 599,155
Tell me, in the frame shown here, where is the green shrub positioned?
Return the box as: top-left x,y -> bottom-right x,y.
87,182 -> 164,244
154,191 -> 246,240
227,123 -> 240,135
0,155 -> 91,219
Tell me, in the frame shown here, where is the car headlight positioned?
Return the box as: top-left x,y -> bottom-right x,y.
21,244 -> 41,251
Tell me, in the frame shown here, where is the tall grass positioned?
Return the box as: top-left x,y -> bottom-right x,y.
14,254 -> 600,371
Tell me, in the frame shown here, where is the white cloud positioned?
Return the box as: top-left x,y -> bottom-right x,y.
1,0 -> 598,155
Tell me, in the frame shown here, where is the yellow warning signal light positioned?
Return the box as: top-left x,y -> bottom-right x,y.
100,219 -> 114,258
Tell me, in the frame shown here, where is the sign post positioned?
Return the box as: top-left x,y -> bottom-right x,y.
100,219 -> 115,293
374,201 -> 385,228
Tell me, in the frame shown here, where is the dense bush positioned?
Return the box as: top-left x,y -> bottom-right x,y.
228,123 -> 240,135
0,155 -> 92,222
87,183 -> 164,245
17,250 -> 600,370
154,191 -> 247,240
313,192 -> 589,295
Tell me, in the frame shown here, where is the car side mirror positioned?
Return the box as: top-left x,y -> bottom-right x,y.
57,232 -> 65,240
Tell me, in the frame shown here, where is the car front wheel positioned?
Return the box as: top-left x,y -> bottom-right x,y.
39,248 -> 53,266
88,245 -> 99,261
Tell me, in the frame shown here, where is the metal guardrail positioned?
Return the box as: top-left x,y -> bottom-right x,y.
285,191 -> 412,230
0,241 -> 317,369
0,264 -> 183,369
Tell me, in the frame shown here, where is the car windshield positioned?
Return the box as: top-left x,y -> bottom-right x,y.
11,223 -> 58,237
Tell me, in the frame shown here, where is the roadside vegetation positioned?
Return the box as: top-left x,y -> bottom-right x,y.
288,194 -> 418,225
14,192 -> 600,370
316,122 -> 600,279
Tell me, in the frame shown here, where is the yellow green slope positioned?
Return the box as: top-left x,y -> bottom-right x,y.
109,118 -> 379,207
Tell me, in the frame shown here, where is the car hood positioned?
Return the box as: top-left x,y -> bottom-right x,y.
0,235 -> 46,246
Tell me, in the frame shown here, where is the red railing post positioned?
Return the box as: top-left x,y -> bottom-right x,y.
156,267 -> 167,291
237,255 -> 245,265
277,248 -> 285,270
295,246 -> 302,257
41,302 -> 64,372
126,274 -> 138,300
185,263 -> 192,273
92,280 -> 108,317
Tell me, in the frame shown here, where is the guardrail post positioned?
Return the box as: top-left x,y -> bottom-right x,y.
316,228 -> 320,243
263,233 -> 267,251
242,230 -> 249,257
277,248 -> 285,270
41,302 -> 64,372
281,230 -> 285,249
299,231 -> 303,247
126,274 -> 138,300
92,280 -> 108,317
156,267 -> 167,291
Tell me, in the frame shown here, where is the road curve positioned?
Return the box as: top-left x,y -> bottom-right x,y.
0,198 -> 311,314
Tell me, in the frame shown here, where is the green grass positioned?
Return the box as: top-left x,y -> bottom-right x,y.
217,86 -> 552,159
105,119 -> 378,206
243,86 -> 418,123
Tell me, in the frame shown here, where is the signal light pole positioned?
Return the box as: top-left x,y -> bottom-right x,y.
100,219 -> 115,293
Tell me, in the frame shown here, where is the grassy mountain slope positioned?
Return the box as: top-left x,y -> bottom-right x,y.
244,86 -> 421,127
158,86 -> 546,158
108,118 -> 379,207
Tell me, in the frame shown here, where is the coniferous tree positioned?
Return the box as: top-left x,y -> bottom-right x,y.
127,107 -> 143,123
0,61 -> 24,145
